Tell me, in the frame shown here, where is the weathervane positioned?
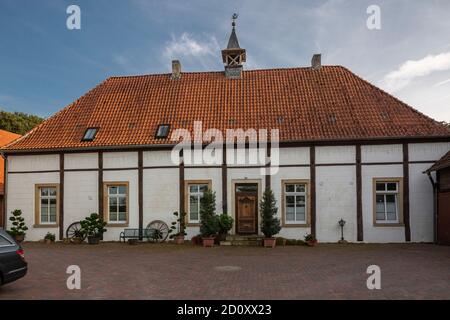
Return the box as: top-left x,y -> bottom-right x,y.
232,13 -> 238,27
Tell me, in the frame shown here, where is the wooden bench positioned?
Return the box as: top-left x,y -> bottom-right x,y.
119,228 -> 156,242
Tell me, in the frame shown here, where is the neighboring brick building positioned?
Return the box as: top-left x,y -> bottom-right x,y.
0,129 -> 21,228
1,21 -> 450,242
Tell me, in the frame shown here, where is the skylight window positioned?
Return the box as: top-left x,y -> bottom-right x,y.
155,124 -> 170,139
82,128 -> 98,141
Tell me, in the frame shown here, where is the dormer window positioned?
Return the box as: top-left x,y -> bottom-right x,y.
82,128 -> 98,141
155,124 -> 170,139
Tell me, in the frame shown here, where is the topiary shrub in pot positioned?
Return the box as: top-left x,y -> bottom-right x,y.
80,213 -> 107,245
44,232 -> 56,244
8,209 -> 28,243
260,188 -> 281,248
168,211 -> 187,244
200,189 -> 219,247
217,214 -> 234,242
304,233 -> 318,246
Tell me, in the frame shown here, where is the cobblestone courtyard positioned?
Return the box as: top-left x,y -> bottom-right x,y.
1,243 -> 449,299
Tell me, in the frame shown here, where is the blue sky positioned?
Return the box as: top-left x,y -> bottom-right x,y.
0,0 -> 450,121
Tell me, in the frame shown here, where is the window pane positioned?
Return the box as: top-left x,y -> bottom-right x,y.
189,185 -> 198,193
109,197 -> 117,214
295,184 -> 305,192
190,195 -> 199,221
41,199 -> 48,222
0,236 -> 12,245
49,188 -> 57,197
118,186 -> 126,195
49,199 -> 57,222
286,196 -> 295,221
387,183 -> 397,191
41,188 -> 49,197
386,195 -> 397,220
199,185 -> 208,193
109,186 -> 118,195
110,212 -> 117,221
285,184 -> 295,193
118,212 -> 126,222
376,195 -> 385,220
376,183 -> 386,191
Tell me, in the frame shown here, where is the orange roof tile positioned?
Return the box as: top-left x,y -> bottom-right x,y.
2,66 -> 449,152
0,129 -> 21,193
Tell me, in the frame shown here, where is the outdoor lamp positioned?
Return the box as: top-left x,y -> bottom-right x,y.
338,219 -> 346,242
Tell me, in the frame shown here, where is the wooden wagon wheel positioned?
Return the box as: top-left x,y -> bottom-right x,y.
146,220 -> 169,242
66,221 -> 86,240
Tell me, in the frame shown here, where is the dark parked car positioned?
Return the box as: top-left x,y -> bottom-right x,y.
0,228 -> 27,285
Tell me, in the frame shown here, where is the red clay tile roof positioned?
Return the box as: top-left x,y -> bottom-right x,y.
427,150 -> 450,172
0,129 -> 21,193
2,66 -> 450,152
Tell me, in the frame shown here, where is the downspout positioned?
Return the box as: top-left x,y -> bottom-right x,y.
426,171 -> 437,243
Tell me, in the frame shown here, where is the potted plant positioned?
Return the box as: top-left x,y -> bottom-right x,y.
191,234 -> 202,246
304,233 -> 318,246
80,213 -> 107,245
260,188 -> 281,248
217,214 -> 234,242
200,189 -> 219,247
168,211 -> 187,244
8,209 -> 28,243
44,232 -> 56,244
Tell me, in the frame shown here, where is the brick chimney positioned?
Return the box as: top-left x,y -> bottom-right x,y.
171,60 -> 181,79
311,54 -> 321,70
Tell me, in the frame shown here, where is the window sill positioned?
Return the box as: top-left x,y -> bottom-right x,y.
282,223 -> 310,228
373,223 -> 404,227
186,223 -> 201,227
34,224 -> 58,228
106,223 -> 129,228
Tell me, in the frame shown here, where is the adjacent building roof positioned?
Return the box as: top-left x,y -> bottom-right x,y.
0,129 -> 21,193
427,150 -> 450,172
2,66 -> 450,152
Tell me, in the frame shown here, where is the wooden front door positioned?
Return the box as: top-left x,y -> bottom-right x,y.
438,191 -> 450,245
235,184 -> 258,234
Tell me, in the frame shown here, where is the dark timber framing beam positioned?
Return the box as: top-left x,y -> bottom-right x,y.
59,153 -> 64,240
265,142 -> 271,190
138,150 -> 143,240
98,151 -> 103,219
222,146 -> 228,214
403,143 -> 411,242
179,150 -> 185,225
356,144 -> 363,241
309,146 -> 316,238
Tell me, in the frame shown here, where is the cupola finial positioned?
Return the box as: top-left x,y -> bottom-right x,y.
222,13 -> 246,79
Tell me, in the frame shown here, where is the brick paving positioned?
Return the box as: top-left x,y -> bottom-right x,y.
0,243 -> 449,299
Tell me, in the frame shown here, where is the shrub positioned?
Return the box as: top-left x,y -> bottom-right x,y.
217,214 -> 234,235
200,189 -> 219,237
80,213 -> 107,238
304,233 -> 316,242
44,232 -> 56,242
259,188 -> 281,238
8,209 -> 28,236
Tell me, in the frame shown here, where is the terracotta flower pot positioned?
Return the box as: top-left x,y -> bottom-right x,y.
202,237 -> 215,247
174,235 -> 185,244
307,239 -> 318,247
14,234 -> 25,243
263,237 -> 276,248
44,239 -> 54,244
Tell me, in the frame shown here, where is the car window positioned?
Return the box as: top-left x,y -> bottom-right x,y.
0,235 -> 13,246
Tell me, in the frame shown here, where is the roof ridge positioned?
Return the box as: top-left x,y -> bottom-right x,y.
107,65 -> 344,79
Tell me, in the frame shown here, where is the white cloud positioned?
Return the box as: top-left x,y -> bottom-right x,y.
433,78 -> 450,87
381,52 -> 450,92
163,33 -> 221,70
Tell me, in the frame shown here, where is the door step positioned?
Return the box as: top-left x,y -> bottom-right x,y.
220,235 -> 263,246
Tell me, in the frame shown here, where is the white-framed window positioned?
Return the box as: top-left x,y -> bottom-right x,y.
106,183 -> 128,224
284,183 -> 307,224
39,186 -> 58,224
187,183 -> 209,224
375,181 -> 399,223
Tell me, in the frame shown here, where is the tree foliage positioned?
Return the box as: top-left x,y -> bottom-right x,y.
260,187 -> 281,238
200,189 -> 219,237
0,110 -> 44,135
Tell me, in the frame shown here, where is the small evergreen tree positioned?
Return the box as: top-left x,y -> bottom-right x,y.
200,189 -> 219,237
8,209 -> 28,236
260,188 -> 281,238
